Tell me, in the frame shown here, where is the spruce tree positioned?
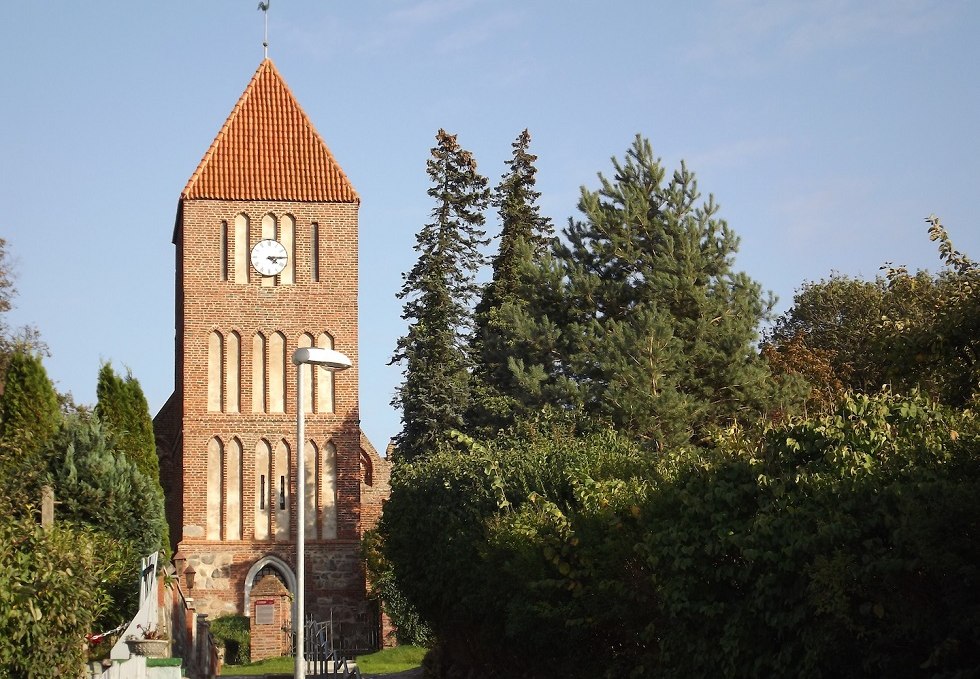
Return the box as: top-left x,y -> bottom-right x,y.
518,135 -> 774,447
470,130 -> 556,434
390,129 -> 490,461
479,130 -> 554,311
51,413 -> 166,567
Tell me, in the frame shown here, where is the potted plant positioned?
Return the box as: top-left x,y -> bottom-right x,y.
125,624 -> 171,658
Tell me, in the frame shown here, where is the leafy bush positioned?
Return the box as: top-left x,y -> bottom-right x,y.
382,396 -> 980,678
0,510 -> 110,677
380,424 -> 656,676
764,217 -> 980,413
211,614 -> 250,665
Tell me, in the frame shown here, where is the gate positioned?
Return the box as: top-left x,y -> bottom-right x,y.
304,617 -> 361,678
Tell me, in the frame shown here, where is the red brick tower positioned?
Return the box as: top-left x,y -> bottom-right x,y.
154,59 -> 389,641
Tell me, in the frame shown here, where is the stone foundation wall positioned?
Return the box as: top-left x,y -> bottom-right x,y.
179,541 -> 368,623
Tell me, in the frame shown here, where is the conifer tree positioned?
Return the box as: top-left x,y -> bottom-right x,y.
515,136 -> 774,447
390,130 -> 490,461
51,413 -> 166,569
0,351 -> 61,506
95,362 -> 159,480
470,130 -> 555,434
95,362 -> 169,550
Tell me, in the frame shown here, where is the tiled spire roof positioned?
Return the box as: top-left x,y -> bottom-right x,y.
181,59 -> 358,203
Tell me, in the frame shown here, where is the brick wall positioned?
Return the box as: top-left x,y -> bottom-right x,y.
249,576 -> 291,662
359,433 -> 392,532
155,197 -> 389,629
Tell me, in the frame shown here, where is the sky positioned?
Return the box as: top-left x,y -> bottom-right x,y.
3,1 -> 979,450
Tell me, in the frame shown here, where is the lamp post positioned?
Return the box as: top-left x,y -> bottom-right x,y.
292,346 -> 352,679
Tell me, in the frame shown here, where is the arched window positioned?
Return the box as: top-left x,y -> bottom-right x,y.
280,214 -> 295,285
226,437 -> 243,540
274,439 -> 290,542
254,439 -> 272,541
316,332 -> 335,414
321,441 -> 338,540
261,214 -> 276,288
207,437 -> 223,540
220,221 -> 229,281
252,332 -> 266,413
226,331 -> 241,413
360,449 -> 373,487
234,214 -> 249,284
304,439 -> 317,539
298,333 -> 314,414
269,332 -> 286,413
208,331 -> 223,412
311,222 -> 320,282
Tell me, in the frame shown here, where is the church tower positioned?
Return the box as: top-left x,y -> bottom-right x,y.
154,59 -> 388,641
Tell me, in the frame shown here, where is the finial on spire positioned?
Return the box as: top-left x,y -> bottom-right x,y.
258,1 -> 271,58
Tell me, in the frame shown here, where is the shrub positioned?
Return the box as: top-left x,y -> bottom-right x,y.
0,510 -> 109,677
382,396 -> 980,678
211,614 -> 250,665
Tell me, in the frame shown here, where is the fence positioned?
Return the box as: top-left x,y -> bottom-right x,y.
304,617 -> 361,679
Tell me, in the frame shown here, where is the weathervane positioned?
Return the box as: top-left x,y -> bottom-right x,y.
258,1 -> 270,58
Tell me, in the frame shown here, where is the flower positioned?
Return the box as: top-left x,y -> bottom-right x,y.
127,623 -> 166,640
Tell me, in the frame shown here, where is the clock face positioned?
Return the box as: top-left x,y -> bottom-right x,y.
250,239 -> 288,277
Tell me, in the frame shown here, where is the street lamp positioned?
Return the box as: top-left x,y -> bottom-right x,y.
292,346 -> 352,679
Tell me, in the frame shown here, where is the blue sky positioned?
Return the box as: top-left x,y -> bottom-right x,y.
3,1 -> 978,449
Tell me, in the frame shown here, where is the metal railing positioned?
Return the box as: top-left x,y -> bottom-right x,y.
304,617 -> 362,679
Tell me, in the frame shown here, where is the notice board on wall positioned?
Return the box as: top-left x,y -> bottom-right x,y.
254,599 -> 276,625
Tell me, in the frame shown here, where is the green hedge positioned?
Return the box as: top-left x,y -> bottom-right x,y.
381,396 -> 980,677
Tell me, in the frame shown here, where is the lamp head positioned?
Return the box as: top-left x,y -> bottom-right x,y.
292,347 -> 352,371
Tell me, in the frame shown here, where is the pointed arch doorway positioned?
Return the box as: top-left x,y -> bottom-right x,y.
243,555 -> 296,620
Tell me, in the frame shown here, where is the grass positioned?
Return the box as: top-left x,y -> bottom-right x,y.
222,655 -> 292,675
223,646 -> 426,676
358,645 -> 427,673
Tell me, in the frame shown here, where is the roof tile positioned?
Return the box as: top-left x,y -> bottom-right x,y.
181,59 -> 358,203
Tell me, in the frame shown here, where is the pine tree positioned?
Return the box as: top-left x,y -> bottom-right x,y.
518,135 -> 774,447
470,130 -> 555,434
0,351 -> 61,506
390,130 -> 490,461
